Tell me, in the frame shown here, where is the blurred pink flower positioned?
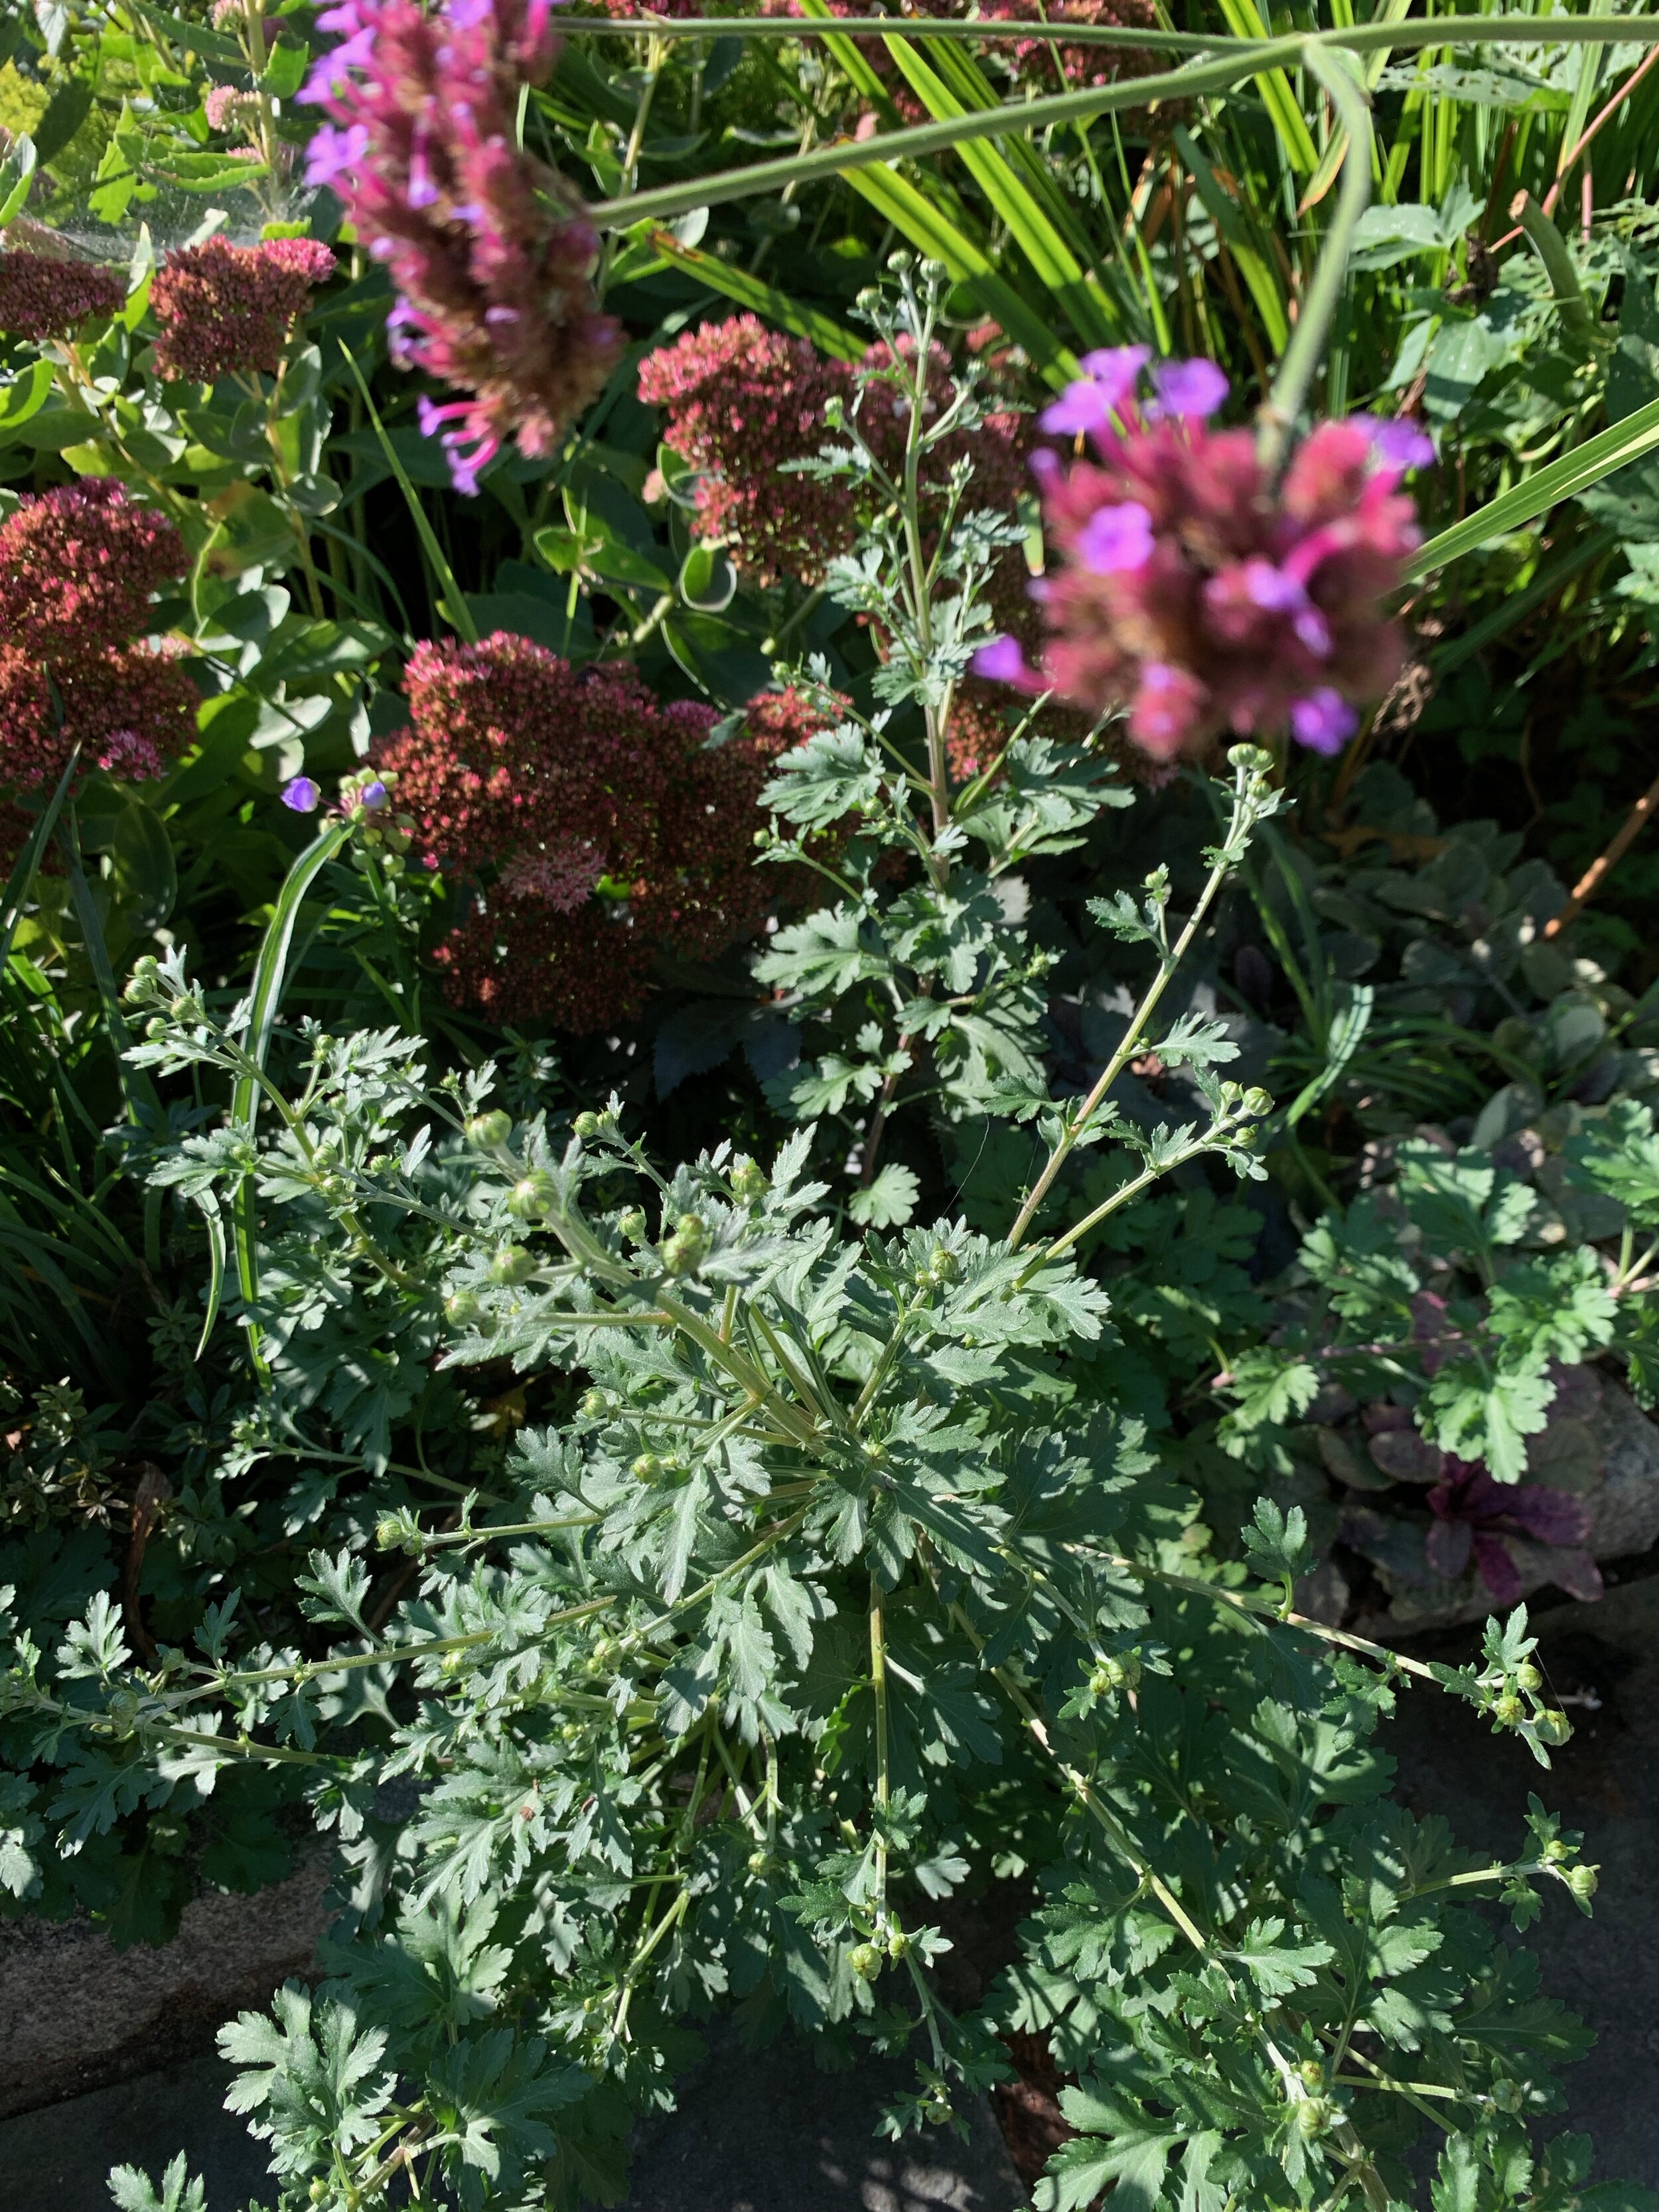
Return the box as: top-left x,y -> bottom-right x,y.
300,0 -> 619,492
976,356 -> 1428,764
0,251 -> 123,341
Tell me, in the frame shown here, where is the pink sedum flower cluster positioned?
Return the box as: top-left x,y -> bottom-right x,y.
637,313 -> 1029,597
150,235 -> 336,382
374,634 -> 832,1030
301,0 -> 620,494
974,350 -> 1431,763
0,251 -> 124,342
0,482 -> 195,803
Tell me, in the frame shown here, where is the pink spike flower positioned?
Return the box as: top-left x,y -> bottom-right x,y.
300,0 -> 620,493
974,355 -> 1431,764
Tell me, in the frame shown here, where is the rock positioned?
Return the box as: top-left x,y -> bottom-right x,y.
0,1856 -> 329,2120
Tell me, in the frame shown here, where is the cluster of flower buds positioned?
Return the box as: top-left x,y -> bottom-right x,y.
974,349 -> 1431,764
0,250 -> 124,342
150,235 -> 336,382
0,482 -> 195,825
300,0 -> 620,492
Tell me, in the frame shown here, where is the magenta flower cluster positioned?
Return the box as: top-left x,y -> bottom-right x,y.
0,251 -> 124,342
301,0 -> 620,493
150,236 -> 336,383
974,350 -> 1431,763
0,482 -> 196,808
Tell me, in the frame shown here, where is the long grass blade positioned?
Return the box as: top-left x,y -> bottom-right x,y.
340,350 -> 479,644
231,820 -> 353,1372
1409,392 -> 1659,577
0,746 -> 79,972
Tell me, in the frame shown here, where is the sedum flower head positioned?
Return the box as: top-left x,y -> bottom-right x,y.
301,0 -> 620,494
974,352 -> 1430,763
0,251 -> 124,342
376,635 -> 839,1029
150,234 -> 336,382
637,315 -> 1029,594
0,480 -> 188,658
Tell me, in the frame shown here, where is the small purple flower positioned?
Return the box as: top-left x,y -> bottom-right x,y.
1039,346 -> 1149,441
1075,500 -> 1154,576
303,120 -> 368,188
282,775 -> 322,812
972,634 -> 1034,685
1242,559 -> 1330,655
1289,688 -> 1357,756
1151,356 -> 1229,421
360,778 -> 388,809
1354,413 -> 1435,475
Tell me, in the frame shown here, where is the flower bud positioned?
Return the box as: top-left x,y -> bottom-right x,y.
507,1171 -> 559,1221
488,1244 -> 535,1286
1565,1863 -> 1599,1903
632,1452 -> 667,1486
887,1927 -> 911,1959
445,1290 -> 483,1326
466,1109 -> 512,1150
580,1388 -> 610,1420
573,1110 -> 605,1141
1293,2097 -> 1337,2139
1513,1661 -> 1542,1692
374,1516 -> 405,1552
1533,1707 -> 1572,1747
619,1208 -> 648,1242
1492,1692 -> 1523,1726
730,1157 -> 767,1203
1490,2077 -> 1524,2113
849,1941 -> 883,1982
123,954 -> 160,1002
1296,2059 -> 1325,2091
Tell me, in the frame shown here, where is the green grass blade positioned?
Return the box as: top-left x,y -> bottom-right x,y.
231,820 -> 353,1370
883,34 -> 1118,350
1431,526 -> 1618,673
839,162 -> 1080,384
1408,392 -> 1659,577
340,350 -> 479,644
0,746 -> 79,973
196,1195 -> 225,1361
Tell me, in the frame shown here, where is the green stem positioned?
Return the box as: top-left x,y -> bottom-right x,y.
581,17 -> 1659,232
869,1574 -> 891,1909
1260,46 -> 1374,466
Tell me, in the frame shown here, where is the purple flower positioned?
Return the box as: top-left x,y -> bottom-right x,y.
1039,346 -> 1149,441
303,121 -> 368,188
1075,500 -> 1154,576
360,778 -> 388,808
1151,356 -> 1229,421
972,634 -> 1034,685
1241,559 -> 1331,655
1354,413 -> 1436,476
1289,688 -> 1357,756
282,775 -> 321,812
